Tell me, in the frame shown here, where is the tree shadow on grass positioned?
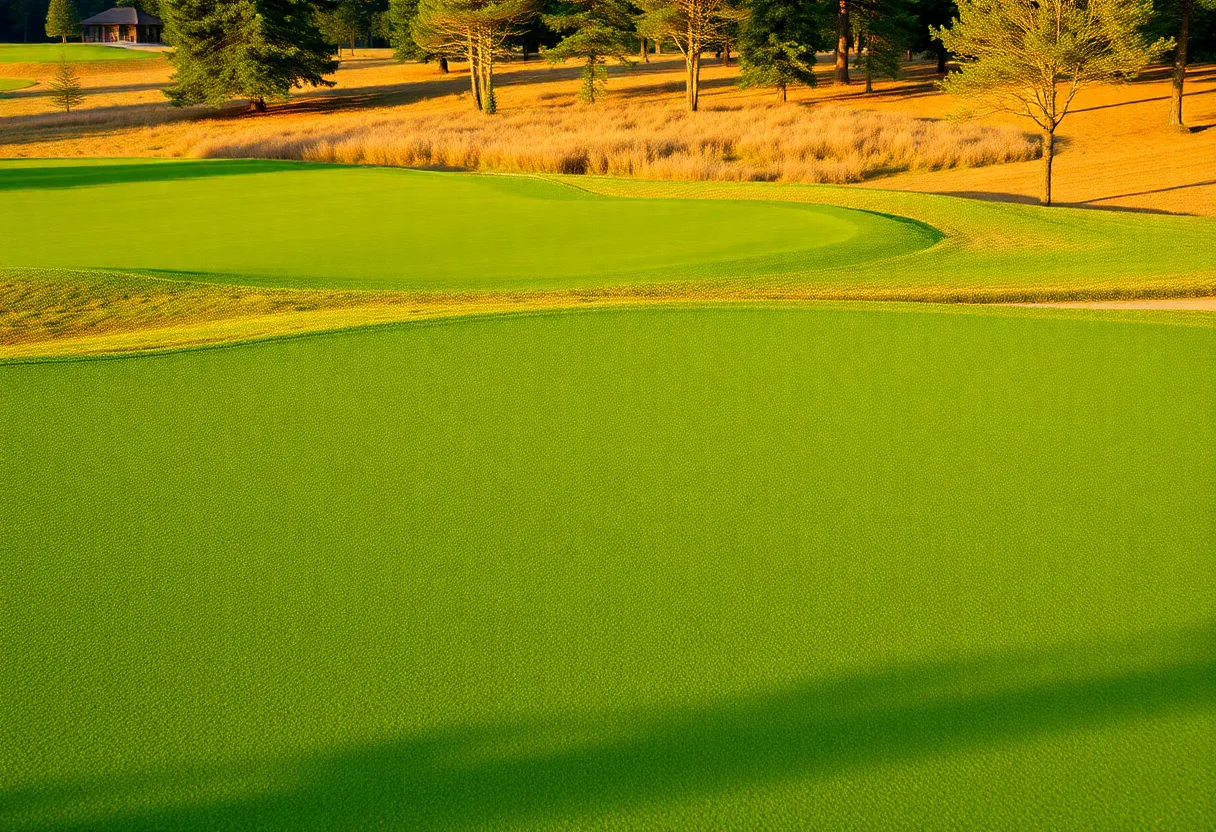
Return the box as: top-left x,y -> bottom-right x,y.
3,622 -> 1213,831
0,159 -> 325,191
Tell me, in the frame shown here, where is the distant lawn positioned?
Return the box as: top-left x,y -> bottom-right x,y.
0,77 -> 34,91
0,43 -> 160,63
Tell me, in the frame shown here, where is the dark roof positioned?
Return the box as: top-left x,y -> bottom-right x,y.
79,7 -> 162,25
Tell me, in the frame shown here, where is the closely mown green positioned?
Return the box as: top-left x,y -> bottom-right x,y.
2,304 -> 1214,830
3,158 -> 1216,300
0,43 -> 160,62
0,77 -> 36,91
0,159 -> 936,291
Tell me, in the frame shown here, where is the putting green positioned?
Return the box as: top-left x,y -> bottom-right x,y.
0,44 -> 160,63
0,78 -> 35,91
0,159 -> 938,291
2,305 -> 1213,829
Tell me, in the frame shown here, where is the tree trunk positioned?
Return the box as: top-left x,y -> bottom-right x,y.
251,97 -> 266,112
467,38 -> 482,111
1041,130 -> 1054,206
936,49 -> 947,75
640,37 -> 648,63
687,50 -> 701,111
835,0 -> 849,85
61,35 -> 66,44
778,82 -> 786,103
721,41 -> 729,67
439,56 -> 449,73
1170,0 -> 1192,129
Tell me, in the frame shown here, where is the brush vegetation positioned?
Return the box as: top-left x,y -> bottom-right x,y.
189,102 -> 1039,183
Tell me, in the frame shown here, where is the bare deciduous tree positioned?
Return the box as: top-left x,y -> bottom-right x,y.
934,0 -> 1170,205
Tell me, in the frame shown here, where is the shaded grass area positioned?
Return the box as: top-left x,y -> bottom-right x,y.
2,306 -> 1214,829
0,44 -> 160,63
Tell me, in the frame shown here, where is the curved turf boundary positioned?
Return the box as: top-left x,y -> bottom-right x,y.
0,159 -> 939,291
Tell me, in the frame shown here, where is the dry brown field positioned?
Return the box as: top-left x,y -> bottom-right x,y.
3,49 -> 1214,215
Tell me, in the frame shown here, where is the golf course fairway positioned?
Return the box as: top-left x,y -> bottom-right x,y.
2,304 -> 1213,830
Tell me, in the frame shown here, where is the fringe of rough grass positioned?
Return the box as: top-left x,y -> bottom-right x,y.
187,104 -> 1040,185
5,267 -> 1213,360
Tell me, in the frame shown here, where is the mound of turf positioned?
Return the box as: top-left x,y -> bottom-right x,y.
0,78 -> 35,91
2,305 -> 1213,829
0,159 -> 936,291
0,44 -> 160,63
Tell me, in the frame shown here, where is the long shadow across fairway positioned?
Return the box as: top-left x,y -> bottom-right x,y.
3,623 -> 1213,830
0,159 -> 314,191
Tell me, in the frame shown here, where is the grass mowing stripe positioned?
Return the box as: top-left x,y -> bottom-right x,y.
2,305 -> 1213,829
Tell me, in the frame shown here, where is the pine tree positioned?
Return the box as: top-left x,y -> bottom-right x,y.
316,0 -> 383,57
45,0 -> 80,43
386,0 -> 448,69
852,0 -> 912,93
162,0 -> 338,111
934,0 -> 1170,205
737,0 -> 823,102
542,0 -> 635,104
49,59 -> 85,111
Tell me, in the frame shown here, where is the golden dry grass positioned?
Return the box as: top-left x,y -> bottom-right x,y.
4,51 -> 1214,211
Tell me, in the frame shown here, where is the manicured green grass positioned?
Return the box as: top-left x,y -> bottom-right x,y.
0,78 -> 34,91
2,304 -> 1213,830
0,43 -> 160,63
0,159 -> 936,291
3,158 -> 1215,300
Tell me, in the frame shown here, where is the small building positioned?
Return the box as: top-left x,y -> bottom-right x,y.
79,7 -> 164,45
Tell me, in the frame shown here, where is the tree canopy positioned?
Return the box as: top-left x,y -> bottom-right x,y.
541,0 -> 636,104
162,0 -> 338,111
44,0 -> 78,42
737,0 -> 824,101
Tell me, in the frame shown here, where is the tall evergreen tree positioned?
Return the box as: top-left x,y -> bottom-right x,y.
45,0 -> 79,42
317,0 -> 385,55
162,0 -> 338,111
935,0 -> 1170,205
852,0 -> 912,93
541,0 -> 635,104
909,0 -> 952,73
737,0 -> 823,101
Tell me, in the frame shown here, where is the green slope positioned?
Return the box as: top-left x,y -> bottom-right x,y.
0,159 -> 936,291
2,305 -> 1213,830
4,159 -> 1216,303
0,44 -> 160,63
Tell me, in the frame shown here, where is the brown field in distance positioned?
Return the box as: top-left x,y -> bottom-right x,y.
2,49 -> 1215,214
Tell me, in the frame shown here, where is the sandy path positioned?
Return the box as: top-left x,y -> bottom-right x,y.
1012,297 -> 1216,310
